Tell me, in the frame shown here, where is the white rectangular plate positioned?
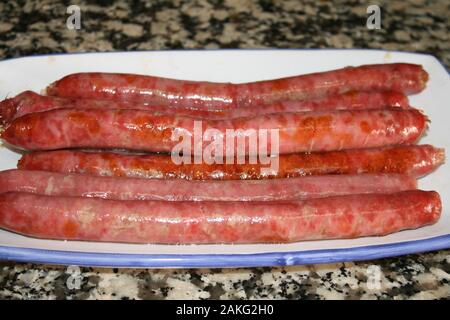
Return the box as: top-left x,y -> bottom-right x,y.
0,49 -> 449,268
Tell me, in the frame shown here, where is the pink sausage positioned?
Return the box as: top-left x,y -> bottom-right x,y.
236,63 -> 428,107
0,90 -> 409,125
0,190 -> 441,244
1,108 -> 427,154
45,64 -> 427,109
0,170 -> 417,201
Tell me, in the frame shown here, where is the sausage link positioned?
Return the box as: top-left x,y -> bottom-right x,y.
0,91 -> 224,124
46,64 -> 427,109
0,190 -> 440,243
236,63 -> 428,107
0,90 -> 409,125
18,145 -> 444,179
0,169 -> 417,201
2,108 -> 427,153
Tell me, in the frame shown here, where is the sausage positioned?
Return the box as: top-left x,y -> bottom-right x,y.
236,63 -> 428,107
0,169 -> 417,202
1,108 -> 427,154
18,145 -> 444,179
0,190 -> 441,243
0,91 -> 225,125
0,90 -> 409,125
45,64 -> 427,109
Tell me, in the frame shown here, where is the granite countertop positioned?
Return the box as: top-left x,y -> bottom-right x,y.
0,0 -> 449,300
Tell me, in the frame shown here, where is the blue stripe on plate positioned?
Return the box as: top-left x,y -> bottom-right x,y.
1,234 -> 449,268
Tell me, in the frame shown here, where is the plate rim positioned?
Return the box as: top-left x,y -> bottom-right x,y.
1,235 -> 449,268
0,49 -> 449,267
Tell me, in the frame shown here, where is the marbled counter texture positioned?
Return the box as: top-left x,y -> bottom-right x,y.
0,0 -> 449,299
0,0 -> 449,66
1,251 -> 450,300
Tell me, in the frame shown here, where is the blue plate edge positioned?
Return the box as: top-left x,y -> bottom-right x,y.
1,234 -> 449,268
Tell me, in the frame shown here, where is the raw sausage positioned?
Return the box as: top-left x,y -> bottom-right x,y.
236,63 -> 427,107
45,64 -> 427,109
0,190 -> 441,243
0,91 -> 224,124
2,108 -> 427,154
18,145 -> 444,179
0,169 -> 417,201
0,90 -> 409,125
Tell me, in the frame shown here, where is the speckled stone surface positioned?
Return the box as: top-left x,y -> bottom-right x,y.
0,0 -> 449,300
1,251 -> 449,300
